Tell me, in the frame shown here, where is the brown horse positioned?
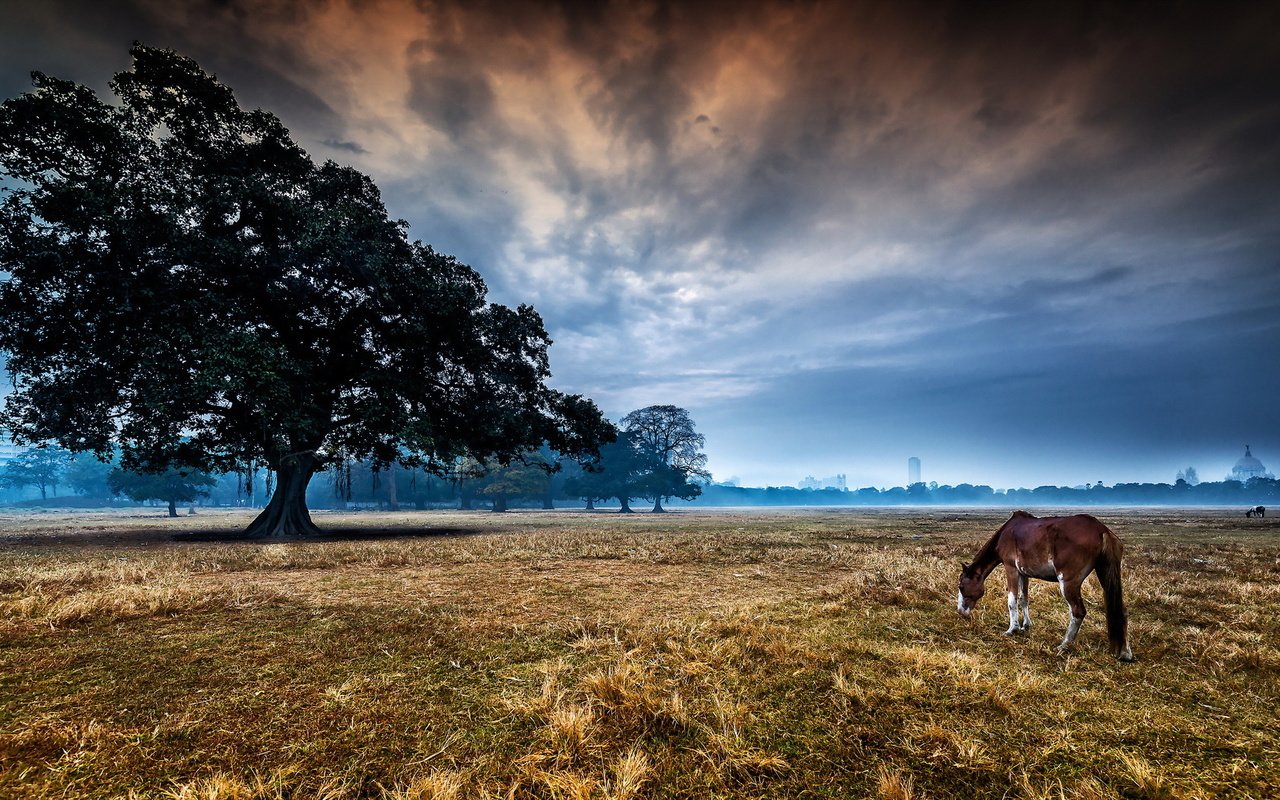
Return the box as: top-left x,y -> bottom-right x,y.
958,511 -> 1132,661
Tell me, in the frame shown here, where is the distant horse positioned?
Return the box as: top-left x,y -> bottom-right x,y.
1246,506 -> 1266,518
958,511 -> 1132,661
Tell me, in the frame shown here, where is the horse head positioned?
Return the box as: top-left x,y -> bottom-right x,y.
957,561 -> 985,617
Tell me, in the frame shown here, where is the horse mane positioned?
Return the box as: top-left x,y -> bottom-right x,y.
968,511 -> 1034,570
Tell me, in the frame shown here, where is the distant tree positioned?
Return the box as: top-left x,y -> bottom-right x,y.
637,463 -> 703,512
478,456 -> 549,512
65,452 -> 116,498
108,466 -> 217,517
620,405 -> 709,512
564,431 -> 648,512
0,45 -> 613,536
0,446 -> 69,499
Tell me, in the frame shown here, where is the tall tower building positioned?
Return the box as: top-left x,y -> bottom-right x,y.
908,456 -> 921,485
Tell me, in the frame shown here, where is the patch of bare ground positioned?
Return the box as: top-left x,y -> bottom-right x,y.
0,507 -> 1277,798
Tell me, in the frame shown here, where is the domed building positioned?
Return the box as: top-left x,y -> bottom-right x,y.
1229,446 -> 1274,482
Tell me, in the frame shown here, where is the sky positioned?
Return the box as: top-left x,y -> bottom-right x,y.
1,0 -> 1278,489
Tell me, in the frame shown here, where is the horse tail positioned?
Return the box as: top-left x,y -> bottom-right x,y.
1096,529 -> 1130,658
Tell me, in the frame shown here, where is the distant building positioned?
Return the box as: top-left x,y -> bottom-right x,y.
1228,446 -> 1273,482
907,457 -> 921,485
1174,467 -> 1199,486
0,429 -> 20,467
798,474 -> 847,491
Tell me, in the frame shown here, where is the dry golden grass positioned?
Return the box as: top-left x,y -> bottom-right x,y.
0,507 -> 1277,798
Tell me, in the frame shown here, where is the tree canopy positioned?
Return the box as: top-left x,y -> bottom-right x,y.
0,45 -> 613,535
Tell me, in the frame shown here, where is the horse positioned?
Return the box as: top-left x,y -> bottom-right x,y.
958,511 -> 1132,661
1246,506 -> 1266,518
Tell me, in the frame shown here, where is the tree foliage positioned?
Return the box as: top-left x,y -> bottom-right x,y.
0,46 -> 613,535
108,466 -> 217,517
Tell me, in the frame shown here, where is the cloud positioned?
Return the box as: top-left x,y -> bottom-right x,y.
319,137 -> 368,154
2,0 -> 1277,485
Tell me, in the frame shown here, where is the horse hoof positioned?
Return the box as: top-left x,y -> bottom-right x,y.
1054,645 -> 1071,656
1118,650 -> 1135,662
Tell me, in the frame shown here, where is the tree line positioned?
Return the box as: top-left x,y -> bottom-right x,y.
685,478 -> 1280,507
0,404 -> 711,515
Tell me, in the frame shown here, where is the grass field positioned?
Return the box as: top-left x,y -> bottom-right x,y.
0,507 -> 1277,799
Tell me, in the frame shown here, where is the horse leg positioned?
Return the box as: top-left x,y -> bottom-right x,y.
1003,565 -> 1021,635
1055,575 -> 1087,655
1018,573 -> 1032,631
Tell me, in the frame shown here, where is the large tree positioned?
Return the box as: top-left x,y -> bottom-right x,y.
0,46 -> 613,536
620,405 -> 708,512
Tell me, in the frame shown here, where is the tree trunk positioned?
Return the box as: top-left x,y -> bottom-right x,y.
652,497 -> 665,513
492,493 -> 508,513
387,462 -> 399,511
618,496 -> 633,513
167,498 -> 178,518
585,498 -> 595,511
245,452 -> 321,537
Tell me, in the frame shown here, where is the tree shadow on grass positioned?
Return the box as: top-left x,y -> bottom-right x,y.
0,525 -> 494,549
174,526 -> 484,543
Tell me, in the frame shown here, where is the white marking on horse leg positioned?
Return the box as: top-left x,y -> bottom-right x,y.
1056,616 -> 1083,654
1015,575 -> 1030,630
1063,615 -> 1082,645
1005,591 -> 1019,635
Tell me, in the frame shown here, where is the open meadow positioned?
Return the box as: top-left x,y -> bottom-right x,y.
0,507 -> 1277,799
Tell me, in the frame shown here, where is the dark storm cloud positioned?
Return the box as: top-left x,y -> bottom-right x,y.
2,0 -> 1277,486
319,138 -> 368,154
406,40 -> 497,140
